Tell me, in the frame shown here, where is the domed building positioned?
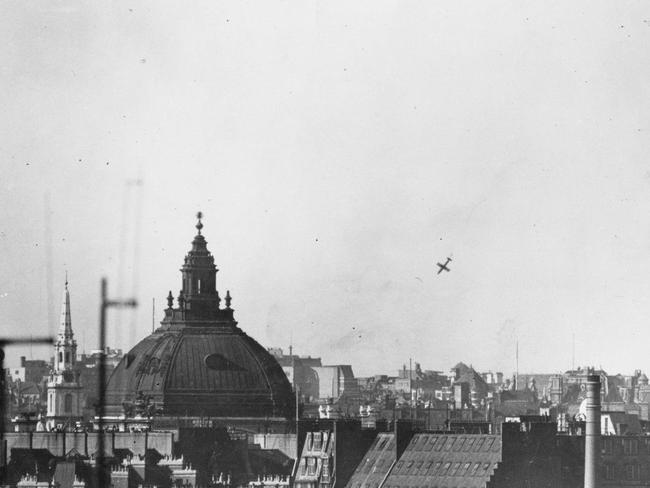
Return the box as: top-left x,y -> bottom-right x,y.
105,215 -> 293,421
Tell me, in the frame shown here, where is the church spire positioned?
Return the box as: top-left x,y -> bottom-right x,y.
47,277 -> 82,430
58,277 -> 73,341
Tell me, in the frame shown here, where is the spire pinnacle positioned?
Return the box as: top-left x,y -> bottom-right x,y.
58,279 -> 73,340
196,211 -> 203,235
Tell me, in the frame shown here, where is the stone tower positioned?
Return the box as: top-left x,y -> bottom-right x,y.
46,280 -> 82,430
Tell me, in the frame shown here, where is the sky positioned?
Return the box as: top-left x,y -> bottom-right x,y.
1,1 -> 650,377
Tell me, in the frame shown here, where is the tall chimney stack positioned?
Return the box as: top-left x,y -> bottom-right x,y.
584,374 -> 601,488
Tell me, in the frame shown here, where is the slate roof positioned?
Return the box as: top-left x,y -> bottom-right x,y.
383,434 -> 501,488
345,433 -> 396,488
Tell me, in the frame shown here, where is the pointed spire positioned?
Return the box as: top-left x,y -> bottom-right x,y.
195,211 -> 203,235
58,278 -> 73,340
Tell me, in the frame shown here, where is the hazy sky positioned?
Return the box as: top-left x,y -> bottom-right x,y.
2,1 -> 650,377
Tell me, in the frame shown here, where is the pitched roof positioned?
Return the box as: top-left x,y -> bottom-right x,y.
19,382 -> 41,395
345,433 -> 396,488
382,433 -> 501,488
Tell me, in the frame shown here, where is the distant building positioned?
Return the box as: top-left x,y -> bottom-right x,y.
270,349 -> 359,407
75,347 -> 123,419
45,281 -> 82,431
8,357 -> 50,385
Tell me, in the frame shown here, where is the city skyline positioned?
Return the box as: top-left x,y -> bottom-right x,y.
3,1 -> 650,377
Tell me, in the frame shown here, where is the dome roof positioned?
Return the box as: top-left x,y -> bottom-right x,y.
105,214 -> 293,418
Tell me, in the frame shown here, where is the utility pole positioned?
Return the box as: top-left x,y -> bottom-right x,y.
515,339 -> 519,391
97,278 -> 137,488
572,333 -> 575,371
409,358 -> 413,420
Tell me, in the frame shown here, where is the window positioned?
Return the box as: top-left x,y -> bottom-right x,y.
444,438 -> 454,451
435,436 -> 447,451
424,437 -> 434,451
314,433 -> 322,451
625,464 -> 640,481
64,393 -> 72,413
603,464 -> 615,481
307,457 -> 317,476
322,459 -> 330,481
623,438 -> 638,455
453,438 -> 464,451
473,438 -> 485,452
58,352 -> 63,363
602,438 -> 613,455
65,352 -> 70,364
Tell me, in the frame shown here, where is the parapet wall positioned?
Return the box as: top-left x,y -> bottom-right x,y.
2,431 -> 174,464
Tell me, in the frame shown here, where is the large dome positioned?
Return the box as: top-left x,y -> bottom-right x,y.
105,215 -> 293,419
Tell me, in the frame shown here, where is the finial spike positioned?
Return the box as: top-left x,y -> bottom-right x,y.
65,270 -> 68,289
196,211 -> 203,235
225,290 -> 232,309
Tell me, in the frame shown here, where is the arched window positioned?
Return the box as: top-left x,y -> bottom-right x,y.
58,352 -> 63,364
64,394 -> 73,413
